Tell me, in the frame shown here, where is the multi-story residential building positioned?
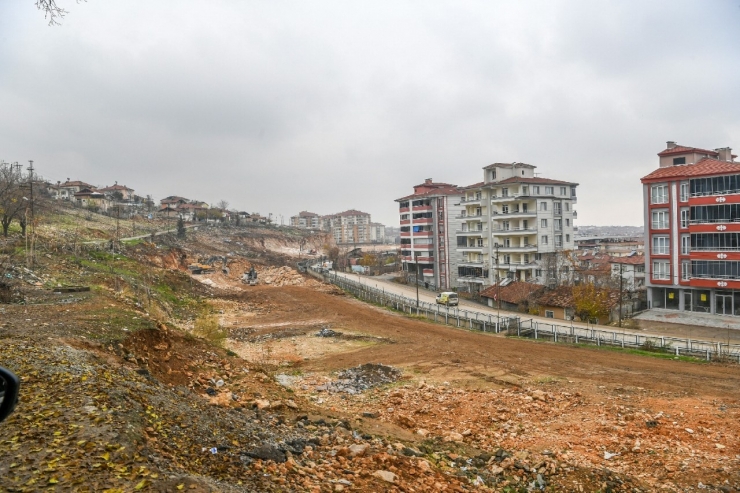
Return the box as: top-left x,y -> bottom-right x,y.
396,179 -> 462,290
290,211 -> 321,229
457,163 -> 578,291
641,141 -> 740,316
49,179 -> 96,201
321,210 -> 372,244
369,222 -> 386,243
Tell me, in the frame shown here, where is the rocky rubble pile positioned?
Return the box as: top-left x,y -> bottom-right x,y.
307,381 -> 740,492
259,266 -> 313,286
316,364 -> 403,395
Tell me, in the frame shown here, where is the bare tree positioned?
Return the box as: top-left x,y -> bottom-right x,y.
216,200 -> 230,211
35,0 -> 85,26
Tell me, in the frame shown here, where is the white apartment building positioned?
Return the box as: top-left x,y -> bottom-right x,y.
369,222 -> 386,243
396,179 -> 463,290
456,163 -> 578,291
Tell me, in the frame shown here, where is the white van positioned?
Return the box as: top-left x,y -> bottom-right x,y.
435,292 -> 459,306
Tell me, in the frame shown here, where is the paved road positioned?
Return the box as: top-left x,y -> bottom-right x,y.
333,271 -> 740,344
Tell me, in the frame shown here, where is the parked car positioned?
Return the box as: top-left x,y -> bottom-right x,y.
435,292 -> 458,306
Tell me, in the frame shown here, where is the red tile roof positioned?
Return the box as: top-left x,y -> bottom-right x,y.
396,186 -> 461,201
609,255 -> 645,265
641,157 -> 740,182
480,281 -> 544,304
657,145 -> 719,157
495,176 -> 578,186
100,184 -> 134,192
537,286 -> 574,308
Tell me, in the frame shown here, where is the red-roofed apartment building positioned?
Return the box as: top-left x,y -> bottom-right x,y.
641,141 -> 740,315
395,179 -> 463,290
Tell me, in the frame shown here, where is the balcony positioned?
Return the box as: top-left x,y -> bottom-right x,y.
456,195 -> 484,206
412,204 -> 432,212
492,227 -> 536,235
456,275 -> 488,284
495,244 -> 538,253
492,210 -> 536,219
455,213 -> 484,220
456,229 -> 487,236
412,243 -> 434,250
492,193 -> 531,202
457,246 -> 489,255
495,262 -> 537,270
458,258 -> 487,266
422,269 -> 434,276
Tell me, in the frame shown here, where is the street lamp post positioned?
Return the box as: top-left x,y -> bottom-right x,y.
494,242 -> 501,326
415,260 -> 420,313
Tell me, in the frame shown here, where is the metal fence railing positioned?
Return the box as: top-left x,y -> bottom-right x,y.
308,268 -> 740,363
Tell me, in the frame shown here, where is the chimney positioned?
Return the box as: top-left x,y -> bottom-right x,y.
715,147 -> 733,162
424,178 -> 432,184
666,141 -> 677,149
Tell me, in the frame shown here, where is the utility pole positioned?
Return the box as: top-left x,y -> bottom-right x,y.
415,260 -> 420,312
494,242 -> 501,323
27,161 -> 35,269
618,262 -> 623,328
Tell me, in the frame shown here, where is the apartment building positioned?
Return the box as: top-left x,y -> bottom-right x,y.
369,222 -> 386,243
321,209 -> 372,244
457,163 -> 578,290
396,179 -> 463,290
290,211 -> 320,229
641,141 -> 740,316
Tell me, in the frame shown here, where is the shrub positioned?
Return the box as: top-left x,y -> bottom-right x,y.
193,312 -> 227,347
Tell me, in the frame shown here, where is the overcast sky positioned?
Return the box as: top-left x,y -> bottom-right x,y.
1,1 -> 739,226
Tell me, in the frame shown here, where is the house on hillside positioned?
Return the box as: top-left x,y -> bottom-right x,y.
99,183 -> 135,202
50,179 -> 96,201
160,196 -> 189,207
74,188 -> 109,212
480,281 -> 545,312
536,285 -> 624,324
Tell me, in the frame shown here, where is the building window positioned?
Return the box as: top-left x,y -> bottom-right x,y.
541,219 -> 548,228
680,182 -> 689,202
554,202 -> 562,215
502,205 -> 509,214
535,253 -> 542,261
652,209 -> 669,229
555,235 -> 563,248
540,202 -> 548,211
523,254 -> 529,263
565,234 -> 570,242
522,186 -> 528,195
560,187 -> 566,195
503,254 -> 511,264
651,185 -> 668,204
652,235 -> 670,255
681,235 -> 690,255
571,187 -> 577,197
673,157 -> 686,165
491,169 -> 496,180
502,188 -> 509,197
522,203 -> 528,213
533,186 -> 540,194
565,202 -> 570,211
680,209 -> 689,229
541,235 -> 548,245
653,260 -> 670,280
565,218 -> 570,227
535,269 -> 542,276
545,310 -> 554,318
545,186 -> 554,195
503,238 -> 511,247
555,219 -> 562,230
681,260 -> 690,281
502,220 -> 510,231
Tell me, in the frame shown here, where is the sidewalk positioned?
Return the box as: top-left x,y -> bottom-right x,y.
635,309 -> 740,330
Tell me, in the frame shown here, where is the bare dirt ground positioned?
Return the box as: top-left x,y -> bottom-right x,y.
2,222 -> 740,492
218,282 -> 740,492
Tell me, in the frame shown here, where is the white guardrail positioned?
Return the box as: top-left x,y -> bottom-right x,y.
308,268 -> 740,363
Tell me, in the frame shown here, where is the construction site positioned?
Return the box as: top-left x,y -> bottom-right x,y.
1,214 -> 739,492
